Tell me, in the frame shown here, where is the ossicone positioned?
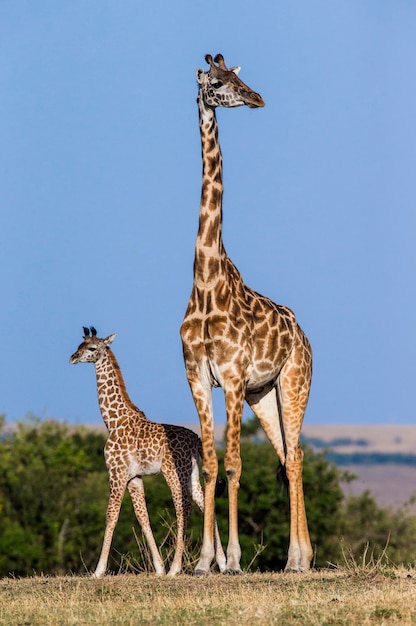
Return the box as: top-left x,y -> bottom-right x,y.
214,54 -> 227,69
205,53 -> 228,71
82,326 -> 97,338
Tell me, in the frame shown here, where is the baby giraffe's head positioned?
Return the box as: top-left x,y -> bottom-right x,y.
69,326 -> 116,365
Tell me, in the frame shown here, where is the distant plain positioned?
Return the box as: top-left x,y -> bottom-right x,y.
187,423 -> 416,510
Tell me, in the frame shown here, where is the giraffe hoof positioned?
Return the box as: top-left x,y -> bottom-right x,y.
284,567 -> 302,574
224,568 -> 243,576
193,569 -> 210,577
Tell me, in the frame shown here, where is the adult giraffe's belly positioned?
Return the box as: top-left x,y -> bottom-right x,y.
246,364 -> 280,393
245,338 -> 293,392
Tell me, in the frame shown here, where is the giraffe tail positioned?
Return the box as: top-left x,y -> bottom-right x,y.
276,462 -> 289,496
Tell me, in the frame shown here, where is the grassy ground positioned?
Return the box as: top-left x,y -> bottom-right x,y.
1,567 -> 415,625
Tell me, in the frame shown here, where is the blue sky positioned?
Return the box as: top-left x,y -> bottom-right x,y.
1,1 -> 415,428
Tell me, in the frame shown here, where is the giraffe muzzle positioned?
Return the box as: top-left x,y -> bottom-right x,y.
243,91 -> 265,108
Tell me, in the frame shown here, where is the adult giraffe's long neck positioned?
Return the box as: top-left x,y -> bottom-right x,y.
94,349 -> 144,431
193,91 -> 225,287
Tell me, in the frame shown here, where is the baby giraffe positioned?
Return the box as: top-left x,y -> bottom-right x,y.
70,326 -> 226,578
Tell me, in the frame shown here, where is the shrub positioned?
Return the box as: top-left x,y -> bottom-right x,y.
1,415 -> 416,576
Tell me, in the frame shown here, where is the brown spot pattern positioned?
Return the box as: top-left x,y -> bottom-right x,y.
180,56 -> 313,575
70,333 -> 226,577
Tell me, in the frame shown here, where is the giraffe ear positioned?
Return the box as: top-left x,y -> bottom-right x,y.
196,68 -> 208,85
104,333 -> 116,347
231,66 -> 241,76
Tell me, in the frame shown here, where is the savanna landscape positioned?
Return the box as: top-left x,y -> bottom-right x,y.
1,418 -> 416,625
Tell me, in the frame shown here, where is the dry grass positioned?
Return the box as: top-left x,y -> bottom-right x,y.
0,567 -> 415,625
1,531 -> 415,624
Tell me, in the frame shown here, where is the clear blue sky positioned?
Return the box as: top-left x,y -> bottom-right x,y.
1,1 -> 415,428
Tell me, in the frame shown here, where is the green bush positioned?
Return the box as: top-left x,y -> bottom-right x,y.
0,416 -> 108,574
1,415 -> 416,576
339,491 -> 416,566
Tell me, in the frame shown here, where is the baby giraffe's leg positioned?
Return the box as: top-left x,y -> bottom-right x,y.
94,476 -> 126,578
127,476 -> 166,576
163,467 -> 191,577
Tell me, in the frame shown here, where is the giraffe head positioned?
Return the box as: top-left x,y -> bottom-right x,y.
69,326 -> 116,364
197,53 -> 264,109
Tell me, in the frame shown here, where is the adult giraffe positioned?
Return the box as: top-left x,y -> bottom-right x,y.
180,54 -> 313,575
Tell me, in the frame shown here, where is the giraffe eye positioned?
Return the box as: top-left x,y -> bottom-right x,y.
89,347 -> 97,352
212,81 -> 223,89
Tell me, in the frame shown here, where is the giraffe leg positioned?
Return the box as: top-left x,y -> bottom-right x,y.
195,443 -> 218,575
284,444 -> 312,572
246,384 -> 286,465
190,457 -> 226,572
127,477 -> 166,576
247,359 -> 312,573
186,375 -> 217,575
223,382 -> 246,575
277,344 -> 312,572
93,478 -> 127,578
163,468 -> 191,577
